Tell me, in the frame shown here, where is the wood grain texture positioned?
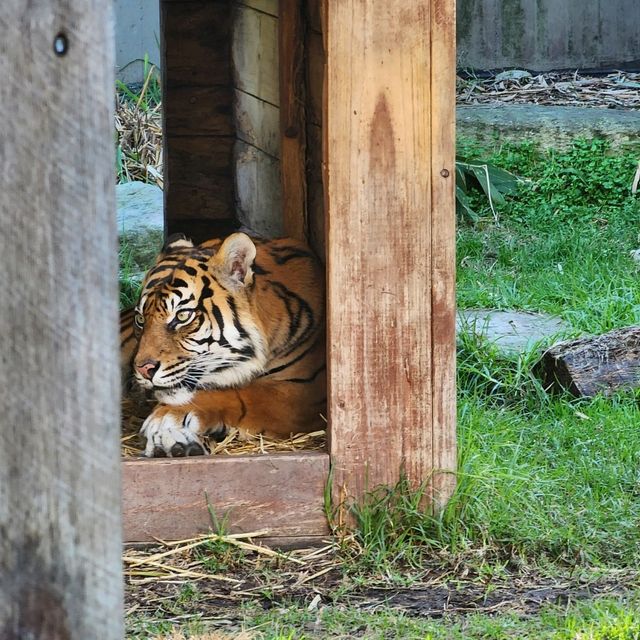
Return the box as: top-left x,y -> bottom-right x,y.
122,453 -> 330,542
305,0 -> 323,33
162,1 -> 232,88
0,1 -> 122,637
162,0 -> 236,231
234,140 -> 284,236
231,3 -> 282,237
235,89 -> 281,157
429,0 -> 457,509
306,123 -> 325,261
305,7 -> 325,260
237,0 -> 278,16
536,326 -> 640,397
165,86 -> 234,137
279,0 -> 307,241
325,1 -> 456,505
164,135 -> 235,222
232,5 -> 279,106
305,31 -> 324,127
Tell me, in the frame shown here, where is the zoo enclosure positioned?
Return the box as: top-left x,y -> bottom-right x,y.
0,0 -> 455,637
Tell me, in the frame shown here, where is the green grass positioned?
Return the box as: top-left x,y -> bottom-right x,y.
449,138 -> 640,568
456,138 -> 640,333
127,593 -> 640,639
241,594 -> 640,639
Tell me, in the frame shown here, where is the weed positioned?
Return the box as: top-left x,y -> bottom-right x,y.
117,53 -> 162,111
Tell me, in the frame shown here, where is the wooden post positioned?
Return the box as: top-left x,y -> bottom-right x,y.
0,1 -> 123,638
279,0 -> 308,241
325,1 -> 456,506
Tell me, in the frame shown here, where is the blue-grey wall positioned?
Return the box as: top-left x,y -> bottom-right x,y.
115,0 -> 160,84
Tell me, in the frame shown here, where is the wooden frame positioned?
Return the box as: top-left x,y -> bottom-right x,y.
122,0 -> 456,544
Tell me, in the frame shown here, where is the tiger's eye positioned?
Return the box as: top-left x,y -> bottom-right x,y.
134,313 -> 145,328
175,310 -> 193,323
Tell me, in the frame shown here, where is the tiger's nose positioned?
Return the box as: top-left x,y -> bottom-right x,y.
135,359 -> 160,380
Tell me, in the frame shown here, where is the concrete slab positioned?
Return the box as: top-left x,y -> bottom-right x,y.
457,105 -> 640,151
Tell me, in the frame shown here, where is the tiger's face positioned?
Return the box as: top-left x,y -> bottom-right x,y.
132,233 -> 268,405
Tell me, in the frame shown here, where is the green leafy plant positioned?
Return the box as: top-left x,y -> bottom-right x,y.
456,158 -> 520,222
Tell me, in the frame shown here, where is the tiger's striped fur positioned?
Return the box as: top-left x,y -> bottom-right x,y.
121,232 -> 325,457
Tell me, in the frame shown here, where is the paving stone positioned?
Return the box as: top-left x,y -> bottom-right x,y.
457,309 -> 573,355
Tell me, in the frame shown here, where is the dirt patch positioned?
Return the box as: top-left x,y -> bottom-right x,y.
124,540 -> 639,628
351,578 -> 630,617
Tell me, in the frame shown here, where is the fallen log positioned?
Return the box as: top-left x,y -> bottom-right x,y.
535,326 -> 640,397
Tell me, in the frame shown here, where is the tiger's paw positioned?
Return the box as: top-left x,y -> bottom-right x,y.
140,405 -> 208,458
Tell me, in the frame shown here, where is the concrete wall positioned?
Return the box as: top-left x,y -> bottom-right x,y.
115,0 -> 160,84
458,0 -> 640,71
115,0 -> 640,81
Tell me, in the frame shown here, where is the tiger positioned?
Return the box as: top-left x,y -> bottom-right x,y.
121,232 -> 326,458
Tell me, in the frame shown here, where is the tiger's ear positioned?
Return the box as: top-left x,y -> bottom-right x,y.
161,233 -> 194,256
215,233 -> 257,287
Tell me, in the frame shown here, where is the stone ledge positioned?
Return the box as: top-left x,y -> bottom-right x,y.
457,105 -> 640,150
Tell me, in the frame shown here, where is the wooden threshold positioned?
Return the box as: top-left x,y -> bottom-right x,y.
122,451 -> 330,543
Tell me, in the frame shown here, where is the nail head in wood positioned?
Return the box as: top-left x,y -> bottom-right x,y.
53,32 -> 68,56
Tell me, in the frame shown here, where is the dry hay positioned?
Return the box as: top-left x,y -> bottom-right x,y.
115,94 -> 163,187
121,393 -> 326,458
457,70 -> 640,109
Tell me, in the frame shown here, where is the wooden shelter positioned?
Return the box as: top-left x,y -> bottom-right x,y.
0,0 -> 454,634
123,0 -> 457,545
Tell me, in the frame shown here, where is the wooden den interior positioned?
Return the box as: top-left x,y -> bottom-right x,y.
122,0 -> 327,454
162,0 -> 325,255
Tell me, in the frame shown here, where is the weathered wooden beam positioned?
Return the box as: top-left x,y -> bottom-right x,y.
0,1 -> 122,637
429,0 -> 457,509
304,0 -> 326,259
279,0 -> 308,241
161,0 -> 236,237
325,1 -> 456,506
232,2 -> 283,236
536,326 -> 640,397
122,452 -> 330,542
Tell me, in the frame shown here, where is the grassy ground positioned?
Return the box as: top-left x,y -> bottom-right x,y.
124,137 -> 640,638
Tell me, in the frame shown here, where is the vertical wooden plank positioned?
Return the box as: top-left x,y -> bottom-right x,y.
430,0 -> 457,509
232,2 -> 284,236
279,0 -> 307,241
326,1 -> 436,501
161,0 -> 236,239
304,0 -> 326,260
0,0 -> 123,638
